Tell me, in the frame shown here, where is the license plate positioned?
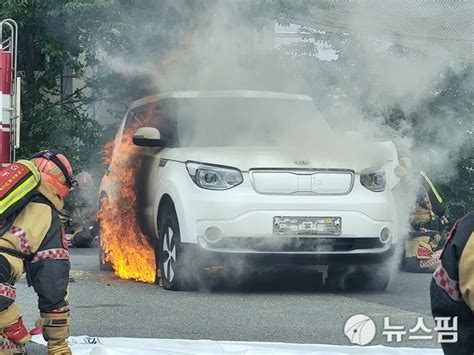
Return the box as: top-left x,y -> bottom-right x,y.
273,216 -> 342,236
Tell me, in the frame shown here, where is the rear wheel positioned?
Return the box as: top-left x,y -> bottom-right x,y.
99,239 -> 113,271
98,197 -> 114,272
355,266 -> 391,291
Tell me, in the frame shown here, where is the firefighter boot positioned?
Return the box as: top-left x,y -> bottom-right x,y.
36,312 -> 71,355
2,318 -> 31,345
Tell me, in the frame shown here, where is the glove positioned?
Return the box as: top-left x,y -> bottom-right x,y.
2,317 -> 31,345
394,164 -> 409,178
416,240 -> 434,260
439,215 -> 449,227
36,311 -> 71,355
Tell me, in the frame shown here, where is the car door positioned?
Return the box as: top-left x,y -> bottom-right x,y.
132,99 -> 175,237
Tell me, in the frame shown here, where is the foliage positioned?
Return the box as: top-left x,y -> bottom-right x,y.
0,0 -> 214,172
0,0 -> 113,170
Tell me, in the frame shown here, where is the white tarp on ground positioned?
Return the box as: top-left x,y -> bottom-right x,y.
32,335 -> 443,354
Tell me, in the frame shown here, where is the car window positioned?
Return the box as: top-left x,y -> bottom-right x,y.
176,97 -> 331,147
125,101 -> 174,141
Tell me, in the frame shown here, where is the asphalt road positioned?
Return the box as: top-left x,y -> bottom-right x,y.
20,247 -> 443,353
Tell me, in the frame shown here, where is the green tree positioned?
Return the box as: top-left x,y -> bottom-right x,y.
0,0 -> 216,172
0,0 -> 116,169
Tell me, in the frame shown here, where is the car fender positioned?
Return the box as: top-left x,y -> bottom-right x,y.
378,141 -> 400,190
152,161 -> 193,244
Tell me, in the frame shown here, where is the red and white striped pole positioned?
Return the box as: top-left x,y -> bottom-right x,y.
0,19 -> 19,167
0,42 -> 12,166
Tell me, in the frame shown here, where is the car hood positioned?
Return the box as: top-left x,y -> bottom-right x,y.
162,140 -> 398,174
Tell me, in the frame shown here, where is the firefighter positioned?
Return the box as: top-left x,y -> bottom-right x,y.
430,211 -> 474,355
63,171 -> 98,248
396,158 -> 448,229
0,150 -> 74,354
394,158 -> 448,272
412,169 -> 448,231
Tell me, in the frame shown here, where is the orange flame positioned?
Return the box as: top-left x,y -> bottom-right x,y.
101,140 -> 114,166
97,115 -> 156,283
97,36 -> 194,284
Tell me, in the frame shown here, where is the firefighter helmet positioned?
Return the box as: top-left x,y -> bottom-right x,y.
30,150 -> 74,199
75,171 -> 95,189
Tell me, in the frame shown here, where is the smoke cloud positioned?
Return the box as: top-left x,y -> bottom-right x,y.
94,0 -> 471,286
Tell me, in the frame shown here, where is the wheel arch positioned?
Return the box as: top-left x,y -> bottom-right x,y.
157,194 -> 176,235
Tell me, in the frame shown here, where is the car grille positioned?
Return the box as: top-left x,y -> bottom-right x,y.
250,169 -> 354,195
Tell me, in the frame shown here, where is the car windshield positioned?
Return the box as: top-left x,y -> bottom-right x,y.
176,97 -> 331,147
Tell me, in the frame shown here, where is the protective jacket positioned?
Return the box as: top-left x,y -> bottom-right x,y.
412,171 -> 446,230
0,180 -> 70,353
419,171 -> 445,217
430,211 -> 474,355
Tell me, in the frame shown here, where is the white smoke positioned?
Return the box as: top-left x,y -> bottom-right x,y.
93,0 -> 471,287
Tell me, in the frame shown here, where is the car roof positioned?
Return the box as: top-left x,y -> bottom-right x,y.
130,90 -> 313,109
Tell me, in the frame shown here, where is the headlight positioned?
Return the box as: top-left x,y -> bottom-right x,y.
186,162 -> 243,190
360,170 -> 386,192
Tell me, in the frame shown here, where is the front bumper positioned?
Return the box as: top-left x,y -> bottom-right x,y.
154,162 -> 399,264
187,240 -> 397,266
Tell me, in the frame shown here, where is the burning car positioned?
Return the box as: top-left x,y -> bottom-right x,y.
99,91 -> 401,290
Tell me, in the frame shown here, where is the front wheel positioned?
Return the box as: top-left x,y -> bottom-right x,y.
356,266 -> 391,291
157,211 -> 196,290
327,264 -> 391,292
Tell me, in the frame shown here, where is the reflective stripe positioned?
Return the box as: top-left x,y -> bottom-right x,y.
0,283 -> 16,300
0,160 -> 40,214
0,338 -> 24,350
0,175 -> 37,214
17,160 -> 41,182
433,263 -> 462,301
0,123 -> 10,132
420,171 -> 443,203
9,226 -> 31,254
31,248 -> 69,263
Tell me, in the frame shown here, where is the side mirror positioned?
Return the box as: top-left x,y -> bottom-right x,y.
133,127 -> 170,147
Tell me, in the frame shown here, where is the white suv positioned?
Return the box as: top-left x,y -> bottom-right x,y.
100,91 -> 400,291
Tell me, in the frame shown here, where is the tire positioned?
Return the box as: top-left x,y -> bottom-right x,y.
357,266 -> 391,291
73,230 -> 92,248
99,236 -> 114,271
97,197 -> 114,272
327,264 -> 391,292
157,210 -> 195,291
